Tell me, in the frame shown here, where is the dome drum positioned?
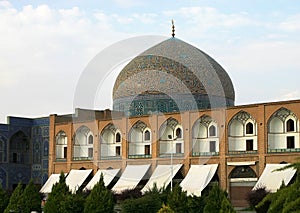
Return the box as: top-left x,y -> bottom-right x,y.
113,93 -> 234,116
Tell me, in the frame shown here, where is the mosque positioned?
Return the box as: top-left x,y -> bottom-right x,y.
1,24 -> 300,207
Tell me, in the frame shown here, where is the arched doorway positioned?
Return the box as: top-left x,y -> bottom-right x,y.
229,165 -> 257,207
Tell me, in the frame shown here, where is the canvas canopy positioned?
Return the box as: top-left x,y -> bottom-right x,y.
253,164 -> 296,192
65,169 -> 93,193
40,174 -> 61,194
141,164 -> 182,193
112,164 -> 150,193
180,164 -> 218,196
84,169 -> 120,191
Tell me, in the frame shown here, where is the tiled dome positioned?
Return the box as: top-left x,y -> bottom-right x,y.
113,37 -> 235,116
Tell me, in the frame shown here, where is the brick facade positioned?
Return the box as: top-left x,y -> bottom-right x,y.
49,100 -> 300,200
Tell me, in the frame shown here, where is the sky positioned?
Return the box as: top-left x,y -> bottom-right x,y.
1,0 -> 300,123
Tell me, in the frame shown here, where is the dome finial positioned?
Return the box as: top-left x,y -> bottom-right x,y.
172,19 -> 175,37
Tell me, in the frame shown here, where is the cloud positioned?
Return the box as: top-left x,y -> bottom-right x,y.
282,90 -> 300,100
112,0 -> 145,8
278,14 -> 300,32
0,3 -> 129,122
163,6 -> 255,29
0,2 -> 300,123
132,13 -> 157,24
0,0 -> 11,8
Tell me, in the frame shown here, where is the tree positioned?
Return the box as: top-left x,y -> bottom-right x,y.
61,191 -> 86,213
4,183 -> 23,213
167,184 -> 188,213
269,181 -> 300,213
0,184 -> 9,213
115,188 -> 142,202
220,196 -> 235,213
84,173 -> 114,213
157,204 -> 175,213
121,194 -> 161,213
143,183 -> 169,205
19,179 -> 41,212
203,184 -> 235,213
186,195 -> 205,213
246,186 -> 269,209
44,171 -> 71,213
282,196 -> 300,213
274,159 -> 300,182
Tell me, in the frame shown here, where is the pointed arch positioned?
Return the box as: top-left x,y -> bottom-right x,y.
286,119 -> 295,132
229,111 -> 256,136
159,117 -> 184,157
268,108 -> 299,152
73,126 -> 94,160
56,131 -> 67,145
229,166 -> 257,178
74,126 -> 92,145
269,107 -> 297,122
246,122 -> 254,135
228,111 -> 257,154
56,131 -> 67,160
9,131 -> 29,164
100,123 -> 121,159
116,132 -> 121,143
192,115 -> 219,156
128,120 -> 152,158
0,135 -> 7,163
209,125 -> 216,137
101,123 -> 118,144
175,127 -> 182,139
144,130 -> 151,141
159,117 -> 179,140
129,120 -> 147,143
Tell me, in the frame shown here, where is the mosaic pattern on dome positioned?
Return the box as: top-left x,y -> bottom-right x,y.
140,38 -> 235,100
113,55 -> 229,100
113,37 -> 235,102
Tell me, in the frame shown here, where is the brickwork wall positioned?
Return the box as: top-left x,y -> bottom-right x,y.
49,100 -> 300,193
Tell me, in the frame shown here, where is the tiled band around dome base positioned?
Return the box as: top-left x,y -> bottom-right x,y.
113,93 -> 234,116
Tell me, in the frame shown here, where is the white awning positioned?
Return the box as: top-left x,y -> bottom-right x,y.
180,164 -> 218,196
84,169 -> 120,191
253,164 -> 296,192
40,174 -> 61,194
66,169 -> 93,193
112,164 -> 150,193
141,164 -> 182,193
227,161 -> 256,166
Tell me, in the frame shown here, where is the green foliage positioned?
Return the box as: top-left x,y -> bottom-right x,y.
84,173 -> 114,213
157,203 -> 175,213
0,184 -> 9,213
116,188 -> 142,201
167,184 -> 188,213
203,184 -> 235,213
268,181 -> 300,213
255,192 -> 274,213
256,164 -> 300,213
144,183 -> 169,205
282,197 -> 300,213
61,191 -> 86,213
19,179 -> 41,212
4,183 -> 23,213
220,196 -> 235,213
122,194 -> 162,213
44,171 -> 71,213
186,195 -> 205,213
